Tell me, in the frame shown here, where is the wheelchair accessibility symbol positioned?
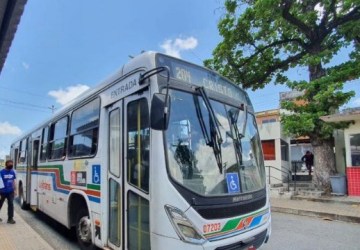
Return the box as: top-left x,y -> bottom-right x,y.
226,173 -> 240,193
92,165 -> 101,184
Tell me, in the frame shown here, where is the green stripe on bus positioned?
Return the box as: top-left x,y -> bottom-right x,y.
205,208 -> 269,237
38,165 -> 101,191
38,165 -> 70,185
87,184 -> 100,190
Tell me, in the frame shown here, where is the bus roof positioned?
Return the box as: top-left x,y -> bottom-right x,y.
10,51 -> 252,145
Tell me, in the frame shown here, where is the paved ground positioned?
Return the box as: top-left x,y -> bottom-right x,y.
270,195 -> 360,223
261,212 -> 360,250
0,192 -> 359,249
0,203 -> 54,250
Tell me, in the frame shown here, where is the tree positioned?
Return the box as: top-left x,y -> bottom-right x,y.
205,0 -> 360,192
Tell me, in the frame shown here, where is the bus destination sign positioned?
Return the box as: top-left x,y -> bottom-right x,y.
157,55 -> 249,104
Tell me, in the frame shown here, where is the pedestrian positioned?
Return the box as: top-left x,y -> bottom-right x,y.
0,160 -> 17,224
301,151 -> 314,176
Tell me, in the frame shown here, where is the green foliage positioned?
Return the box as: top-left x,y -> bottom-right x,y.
206,0 -> 360,142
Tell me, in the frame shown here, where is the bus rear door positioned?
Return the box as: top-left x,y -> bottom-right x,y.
30,138 -> 40,209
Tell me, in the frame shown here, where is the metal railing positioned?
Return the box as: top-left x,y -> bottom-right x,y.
265,165 -> 292,192
291,161 -> 305,191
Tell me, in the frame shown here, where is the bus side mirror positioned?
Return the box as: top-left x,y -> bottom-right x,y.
151,93 -> 171,130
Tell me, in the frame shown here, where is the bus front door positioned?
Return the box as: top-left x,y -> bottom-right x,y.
107,90 -> 151,250
124,92 -> 151,250
107,102 -> 123,249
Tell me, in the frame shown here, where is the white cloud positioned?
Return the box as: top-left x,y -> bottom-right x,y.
0,122 -> 22,136
48,84 -> 90,106
314,3 -> 324,21
160,36 -> 198,58
22,62 -> 30,70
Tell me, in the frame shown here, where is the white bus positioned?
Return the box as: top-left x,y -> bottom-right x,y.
10,52 -> 271,250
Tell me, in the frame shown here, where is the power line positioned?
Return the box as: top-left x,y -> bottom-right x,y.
0,86 -> 50,98
0,97 -> 50,110
0,103 -> 49,113
189,50 -> 204,64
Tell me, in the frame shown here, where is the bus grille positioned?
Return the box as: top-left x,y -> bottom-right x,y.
194,196 -> 266,220
215,229 -> 268,250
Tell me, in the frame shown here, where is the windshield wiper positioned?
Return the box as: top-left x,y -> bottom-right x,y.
228,108 -> 245,166
193,95 -> 211,145
196,87 -> 223,174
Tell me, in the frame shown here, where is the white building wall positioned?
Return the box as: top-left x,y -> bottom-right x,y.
258,122 -> 281,140
344,119 -> 360,167
259,122 -> 284,185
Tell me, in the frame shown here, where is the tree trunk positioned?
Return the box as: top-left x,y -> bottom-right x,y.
311,139 -> 337,194
308,62 -> 336,193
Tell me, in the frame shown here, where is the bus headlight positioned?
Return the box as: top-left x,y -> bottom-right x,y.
165,205 -> 206,245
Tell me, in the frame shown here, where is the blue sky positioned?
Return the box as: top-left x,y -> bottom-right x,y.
0,0 -> 359,159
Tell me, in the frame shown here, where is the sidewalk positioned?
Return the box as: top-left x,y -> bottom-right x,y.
270,195 -> 360,224
0,205 -> 54,250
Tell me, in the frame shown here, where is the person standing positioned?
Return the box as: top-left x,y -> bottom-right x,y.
0,160 -> 17,224
301,151 -> 314,176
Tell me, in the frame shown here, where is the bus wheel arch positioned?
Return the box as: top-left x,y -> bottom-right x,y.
68,193 -> 94,250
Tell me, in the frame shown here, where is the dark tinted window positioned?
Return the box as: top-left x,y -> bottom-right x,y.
49,117 -> 68,160
40,126 -> 49,161
19,138 -> 27,163
69,98 -> 100,158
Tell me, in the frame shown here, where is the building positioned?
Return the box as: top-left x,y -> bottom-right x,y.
256,109 -> 291,185
256,90 -> 316,185
321,107 -> 360,196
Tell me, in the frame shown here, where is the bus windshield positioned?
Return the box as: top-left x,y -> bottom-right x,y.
166,89 -> 266,196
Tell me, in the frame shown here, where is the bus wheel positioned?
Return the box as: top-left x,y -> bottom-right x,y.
76,208 -> 94,250
19,185 -> 29,210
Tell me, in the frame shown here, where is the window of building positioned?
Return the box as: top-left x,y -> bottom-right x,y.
69,98 -> 100,158
350,134 -> 360,166
40,126 -> 49,161
261,140 -> 276,160
281,140 -> 289,161
262,118 -> 276,124
49,116 -> 68,160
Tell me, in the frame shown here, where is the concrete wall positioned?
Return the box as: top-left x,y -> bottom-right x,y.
258,122 -> 281,140
334,129 -> 346,174
259,121 -> 291,185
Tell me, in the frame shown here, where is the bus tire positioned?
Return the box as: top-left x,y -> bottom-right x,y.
76,207 -> 94,250
18,185 -> 29,210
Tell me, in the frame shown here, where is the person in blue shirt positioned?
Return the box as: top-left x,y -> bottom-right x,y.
0,160 -> 17,224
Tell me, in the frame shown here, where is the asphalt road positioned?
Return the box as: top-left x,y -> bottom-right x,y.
261,212 -> 360,250
14,202 -> 79,250
15,202 -> 360,250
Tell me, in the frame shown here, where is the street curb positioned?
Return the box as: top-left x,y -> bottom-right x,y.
271,206 -> 360,224
291,196 -> 360,206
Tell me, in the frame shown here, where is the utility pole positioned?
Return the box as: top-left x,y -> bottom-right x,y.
48,105 -> 56,114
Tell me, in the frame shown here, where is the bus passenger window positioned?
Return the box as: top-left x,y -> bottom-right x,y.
19,138 -> 27,163
40,126 -> 49,161
127,98 -> 150,192
49,116 -> 68,160
69,98 -> 100,158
